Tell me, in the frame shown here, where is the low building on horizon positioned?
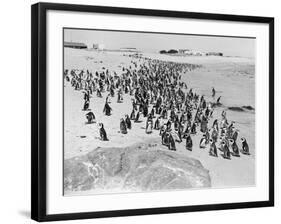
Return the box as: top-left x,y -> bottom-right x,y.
64,41 -> 87,49
92,43 -> 105,50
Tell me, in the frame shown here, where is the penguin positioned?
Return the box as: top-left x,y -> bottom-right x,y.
216,96 -> 222,106
218,136 -> 224,152
221,140 -> 231,159
110,87 -> 115,97
231,129 -> 239,142
186,133 -> 193,151
229,139 -> 239,156
120,118 -> 128,134
205,107 -> 210,117
166,119 -> 172,130
83,99 -> 90,111
85,111 -> 95,124
205,129 -> 210,144
134,111 -> 140,123
154,117 -> 160,130
190,122 -> 196,134
117,92 -> 122,103
146,120 -> 153,134
161,130 -> 170,146
99,123 -> 108,141
212,119 -> 219,131
174,118 -> 180,131
103,101 -> 112,116
130,109 -> 135,120
241,137 -> 250,155
201,99 -> 207,109
160,124 -> 166,137
199,134 -> 207,149
168,133 -> 176,151
125,115 -> 132,129
221,110 -> 226,119
97,89 -> 102,98
83,91 -> 90,101
176,125 -> 183,143
170,109 -> 176,122
211,128 -> 218,143
212,87 -> 216,97
209,139 -> 218,157
143,104 -> 148,117
150,108 -> 155,118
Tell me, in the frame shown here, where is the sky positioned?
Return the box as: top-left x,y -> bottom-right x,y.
64,28 -> 255,58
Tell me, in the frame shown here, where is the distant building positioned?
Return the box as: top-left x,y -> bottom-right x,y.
178,49 -> 192,55
64,41 -> 87,49
178,49 -> 206,56
93,43 -> 105,50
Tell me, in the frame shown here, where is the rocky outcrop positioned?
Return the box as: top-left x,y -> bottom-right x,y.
64,142 -> 211,193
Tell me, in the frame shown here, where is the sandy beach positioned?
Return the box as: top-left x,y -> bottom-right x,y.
64,48 -> 255,193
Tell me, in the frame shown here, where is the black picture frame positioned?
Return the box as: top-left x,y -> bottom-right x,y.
31,2 -> 274,222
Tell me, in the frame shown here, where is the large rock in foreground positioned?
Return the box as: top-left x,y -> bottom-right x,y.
64,143 -> 211,194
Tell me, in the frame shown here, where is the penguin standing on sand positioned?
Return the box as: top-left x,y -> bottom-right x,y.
154,117 -> 160,130
241,137 -> 250,155
161,129 -> 170,146
176,125 -> 183,143
83,99 -> 90,111
125,115 -> 132,129
221,141 -> 231,159
143,104 -> 148,117
99,123 -> 108,141
190,122 -> 196,134
84,91 -> 90,101
221,110 -> 227,119
205,129 -> 210,144
216,96 -> 222,106
97,89 -> 102,97
211,128 -> 218,143
186,133 -> 193,151
160,124 -> 166,137
130,109 -> 135,120
85,111 -> 95,124
168,133 -> 176,151
150,108 -> 155,118
120,118 -> 128,134
232,129 -> 239,142
146,120 -> 153,134
117,92 -> 122,103
199,134 -> 208,149
103,101 -> 112,116
212,119 -> 219,132
209,139 -> 218,157
134,111 -> 140,123
212,87 -> 216,97
229,139 -> 240,156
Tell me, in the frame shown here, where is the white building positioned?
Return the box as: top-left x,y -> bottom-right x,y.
92,43 -> 105,50
178,49 -> 207,56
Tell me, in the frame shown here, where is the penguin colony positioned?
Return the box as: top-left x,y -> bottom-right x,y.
64,54 -> 250,160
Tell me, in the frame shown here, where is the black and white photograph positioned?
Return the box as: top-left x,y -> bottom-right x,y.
63,28 -> 256,196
